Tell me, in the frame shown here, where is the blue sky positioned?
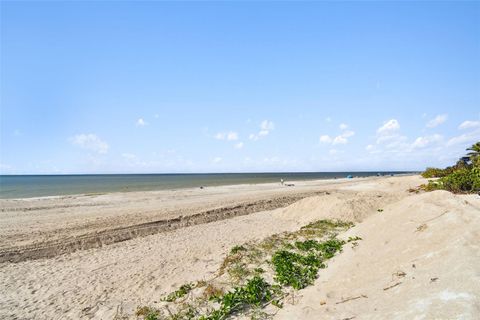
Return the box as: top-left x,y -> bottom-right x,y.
1,1 -> 479,174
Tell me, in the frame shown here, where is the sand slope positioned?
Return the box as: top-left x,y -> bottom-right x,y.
275,191 -> 480,320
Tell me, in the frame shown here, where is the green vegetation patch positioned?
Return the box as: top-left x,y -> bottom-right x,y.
271,250 -> 325,289
200,276 -> 280,320
135,219 -> 361,320
163,283 -> 195,302
421,142 -> 480,194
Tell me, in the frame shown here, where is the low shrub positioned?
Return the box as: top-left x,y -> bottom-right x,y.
201,276 -> 277,320
424,168 -> 480,194
271,250 -> 325,289
439,167 -> 480,193
421,142 -> 480,194
421,167 -> 455,178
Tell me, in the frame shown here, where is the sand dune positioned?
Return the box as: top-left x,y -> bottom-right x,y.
276,190 -> 480,319
1,175 -> 478,319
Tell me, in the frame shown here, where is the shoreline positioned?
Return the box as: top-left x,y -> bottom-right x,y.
0,172 -> 416,200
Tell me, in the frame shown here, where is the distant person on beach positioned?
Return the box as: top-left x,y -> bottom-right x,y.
280,178 -> 284,185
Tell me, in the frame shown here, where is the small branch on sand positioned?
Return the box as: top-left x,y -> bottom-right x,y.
335,294 -> 367,304
383,282 -> 402,291
410,210 -> 448,226
423,211 -> 448,223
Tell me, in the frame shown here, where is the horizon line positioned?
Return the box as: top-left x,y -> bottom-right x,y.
0,170 -> 419,176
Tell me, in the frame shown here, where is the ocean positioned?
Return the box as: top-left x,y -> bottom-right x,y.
0,172 -> 411,199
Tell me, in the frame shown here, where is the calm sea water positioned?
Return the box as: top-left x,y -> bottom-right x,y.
0,172 -> 411,199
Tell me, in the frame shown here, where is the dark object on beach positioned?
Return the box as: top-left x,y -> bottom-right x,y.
383,282 -> 401,291
285,183 -> 295,187
200,186 -> 204,189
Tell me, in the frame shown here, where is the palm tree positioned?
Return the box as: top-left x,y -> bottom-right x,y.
466,142 -> 480,167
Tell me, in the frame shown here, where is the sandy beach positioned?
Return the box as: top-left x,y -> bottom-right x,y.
0,175 -> 479,319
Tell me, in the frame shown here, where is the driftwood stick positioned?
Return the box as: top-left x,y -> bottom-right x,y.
383,282 -> 402,291
335,294 -> 367,304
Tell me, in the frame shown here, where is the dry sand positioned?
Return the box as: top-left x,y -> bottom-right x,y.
0,175 -> 478,319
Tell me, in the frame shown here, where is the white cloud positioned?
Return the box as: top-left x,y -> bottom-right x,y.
213,157 -> 222,163
249,120 -> 275,141
332,130 -> 355,145
260,120 -> 275,131
411,137 -> 430,149
333,135 -> 347,145
459,120 -> 480,130
361,117 -> 476,168
341,130 -> 355,138
319,127 -> 355,146
70,134 -> 109,154
426,114 -> 447,128
339,123 -> 348,130
136,118 -> 147,126
227,132 -> 238,141
215,131 -> 238,141
258,120 -> 274,136
234,142 -> 244,149
319,135 -> 332,143
214,133 -> 226,140
371,119 -> 412,155
375,119 -> 405,145
447,129 -> 480,147
411,134 -> 443,149
377,119 -> 400,135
